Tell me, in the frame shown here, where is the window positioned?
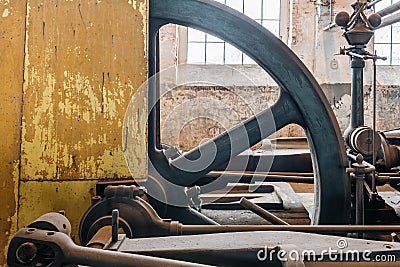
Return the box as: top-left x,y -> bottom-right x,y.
374,0 -> 400,65
186,0 -> 281,64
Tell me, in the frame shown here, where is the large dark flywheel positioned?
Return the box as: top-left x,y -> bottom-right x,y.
147,0 -> 350,225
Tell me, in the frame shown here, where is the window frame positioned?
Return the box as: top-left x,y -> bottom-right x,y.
178,0 -> 290,65
374,0 -> 400,66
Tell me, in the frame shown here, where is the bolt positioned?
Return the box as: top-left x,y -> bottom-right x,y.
16,242 -> 37,264
391,232 -> 400,242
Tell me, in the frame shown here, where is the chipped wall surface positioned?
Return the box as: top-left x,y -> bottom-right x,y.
0,0 -> 26,263
21,0 -> 147,181
0,0 -> 148,263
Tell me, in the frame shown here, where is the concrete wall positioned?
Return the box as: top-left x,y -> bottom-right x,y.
0,1 -> 148,263
159,0 -> 400,150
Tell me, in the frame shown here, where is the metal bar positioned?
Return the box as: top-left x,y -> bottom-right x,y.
112,209 -> 119,242
377,1 -> 400,17
363,180 -> 374,199
372,52 -> 377,194
348,153 -> 375,169
69,243 -> 214,267
239,197 -> 290,225
367,0 -> 383,8
323,23 -> 336,31
210,171 -> 314,177
204,171 -> 314,184
378,176 -> 400,182
181,225 -> 400,235
377,12 -> 400,29
355,173 -> 365,229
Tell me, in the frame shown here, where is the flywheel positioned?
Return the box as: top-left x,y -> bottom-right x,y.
147,0 -> 350,225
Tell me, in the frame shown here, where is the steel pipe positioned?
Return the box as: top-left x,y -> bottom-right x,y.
367,0 -> 384,9
377,2 -> 400,17
377,12 -> 400,29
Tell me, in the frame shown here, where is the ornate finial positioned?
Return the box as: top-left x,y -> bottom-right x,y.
356,153 -> 364,164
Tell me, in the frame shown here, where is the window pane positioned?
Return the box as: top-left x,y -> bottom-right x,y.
374,44 -> 391,65
244,0 -> 262,19
225,43 -> 242,64
263,20 -> 280,36
263,0 -> 280,19
207,34 -> 223,42
188,43 -> 206,64
392,22 -> 400,43
188,28 -> 205,42
392,44 -> 400,65
243,53 -> 256,64
226,0 -> 243,12
374,26 -> 391,43
206,43 -> 225,64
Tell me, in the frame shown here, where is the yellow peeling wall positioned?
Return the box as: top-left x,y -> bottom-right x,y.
0,0 -> 148,264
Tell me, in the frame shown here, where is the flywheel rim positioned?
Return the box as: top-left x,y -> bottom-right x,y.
148,0 -> 350,225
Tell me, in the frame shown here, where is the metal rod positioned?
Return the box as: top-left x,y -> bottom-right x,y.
355,173 -> 365,229
371,51 -> 377,194
182,225 -> 400,235
378,176 -> 400,182
377,12 -> 400,29
239,197 -> 290,225
323,23 -> 336,31
205,171 -> 315,184
112,209 -> 119,242
367,0 -> 384,8
69,242 -> 214,267
348,153 -> 375,169
377,1 -> 400,17
210,171 -> 314,177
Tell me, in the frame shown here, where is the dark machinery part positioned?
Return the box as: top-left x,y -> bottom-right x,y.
148,0 -> 349,225
8,227 -> 212,267
28,212 -> 72,236
8,213 -> 400,267
336,1 -> 400,195
79,185 -> 182,245
348,126 -> 381,156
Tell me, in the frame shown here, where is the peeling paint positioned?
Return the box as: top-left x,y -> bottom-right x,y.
2,8 -> 9,17
1,1 -> 148,261
3,161 -> 20,264
139,1 -> 148,59
128,0 -> 138,10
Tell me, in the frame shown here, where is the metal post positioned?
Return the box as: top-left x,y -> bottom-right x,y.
112,209 -> 119,242
344,48 -> 365,143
